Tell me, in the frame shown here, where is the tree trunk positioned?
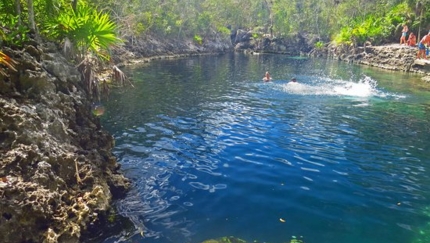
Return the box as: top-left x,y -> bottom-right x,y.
15,0 -> 22,25
72,0 -> 78,11
263,0 -> 273,37
27,0 -> 35,31
27,0 -> 41,41
418,6 -> 423,41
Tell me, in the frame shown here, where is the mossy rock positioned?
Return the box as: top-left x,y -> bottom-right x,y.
290,239 -> 304,243
201,236 -> 304,243
201,236 -> 247,243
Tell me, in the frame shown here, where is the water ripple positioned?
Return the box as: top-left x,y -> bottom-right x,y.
101,55 -> 430,243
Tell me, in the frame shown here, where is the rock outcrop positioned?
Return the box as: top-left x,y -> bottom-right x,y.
0,41 -> 130,242
111,34 -> 232,65
230,29 -> 430,77
231,30 -> 318,56
320,43 -> 430,74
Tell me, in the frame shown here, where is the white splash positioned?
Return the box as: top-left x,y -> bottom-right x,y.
333,79 -> 374,97
281,75 -> 404,99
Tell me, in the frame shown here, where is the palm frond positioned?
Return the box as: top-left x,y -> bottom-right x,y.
0,51 -> 17,72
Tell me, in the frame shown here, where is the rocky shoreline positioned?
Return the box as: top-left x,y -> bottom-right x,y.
111,35 -> 233,66
316,42 -> 430,77
114,31 -> 430,80
0,42 -> 130,242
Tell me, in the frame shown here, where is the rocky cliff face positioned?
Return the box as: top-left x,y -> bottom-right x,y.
231,30 -> 318,56
321,43 -> 428,73
111,34 -> 233,65
309,42 -> 430,78
0,42 -> 130,242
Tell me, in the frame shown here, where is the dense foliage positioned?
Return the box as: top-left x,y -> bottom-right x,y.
86,0 -> 430,46
0,0 -> 430,56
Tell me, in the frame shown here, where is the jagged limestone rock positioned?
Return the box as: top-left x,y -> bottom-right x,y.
0,41 -> 130,242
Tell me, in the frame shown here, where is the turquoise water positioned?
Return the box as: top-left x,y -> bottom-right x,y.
100,53 -> 430,243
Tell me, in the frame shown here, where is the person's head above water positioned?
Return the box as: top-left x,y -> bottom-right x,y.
291,77 -> 297,82
263,71 -> 271,82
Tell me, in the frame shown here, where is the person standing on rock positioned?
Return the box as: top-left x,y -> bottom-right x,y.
407,32 -> 416,46
417,31 -> 430,59
400,24 -> 408,45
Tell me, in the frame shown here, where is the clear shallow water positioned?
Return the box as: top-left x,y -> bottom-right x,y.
100,53 -> 430,243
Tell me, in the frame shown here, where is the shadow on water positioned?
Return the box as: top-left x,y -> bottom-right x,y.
99,53 -> 430,243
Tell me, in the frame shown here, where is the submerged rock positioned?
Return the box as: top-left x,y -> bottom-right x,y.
201,236 -> 248,243
201,236 -> 305,243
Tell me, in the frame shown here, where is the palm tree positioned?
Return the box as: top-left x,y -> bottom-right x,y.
52,3 -> 126,100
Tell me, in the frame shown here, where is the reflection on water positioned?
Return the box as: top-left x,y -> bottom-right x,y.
100,53 -> 430,243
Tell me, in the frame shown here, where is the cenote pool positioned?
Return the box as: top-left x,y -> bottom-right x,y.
99,53 -> 430,243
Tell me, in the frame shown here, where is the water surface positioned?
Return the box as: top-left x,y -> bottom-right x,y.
100,53 -> 430,243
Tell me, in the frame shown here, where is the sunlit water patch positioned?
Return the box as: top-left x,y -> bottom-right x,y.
100,53 -> 430,243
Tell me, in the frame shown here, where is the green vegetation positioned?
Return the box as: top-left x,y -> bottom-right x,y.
44,2 -> 121,60
0,0 -> 128,101
194,35 -> 203,45
0,0 -> 430,51
333,2 -> 412,45
1,0 -> 430,97
1,0 -> 430,53
314,41 -> 325,50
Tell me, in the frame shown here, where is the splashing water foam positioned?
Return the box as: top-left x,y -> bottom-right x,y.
281,75 -> 405,99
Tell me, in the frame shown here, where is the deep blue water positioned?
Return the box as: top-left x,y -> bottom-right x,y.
100,53 -> 430,243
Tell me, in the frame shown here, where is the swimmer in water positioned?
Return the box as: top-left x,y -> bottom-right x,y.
263,71 -> 272,82
290,77 -> 297,82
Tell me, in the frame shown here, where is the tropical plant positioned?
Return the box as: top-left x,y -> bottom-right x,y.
333,2 -> 411,45
43,2 -> 125,100
0,11 -> 30,46
314,41 -> 325,49
47,3 -> 121,60
194,34 -> 203,45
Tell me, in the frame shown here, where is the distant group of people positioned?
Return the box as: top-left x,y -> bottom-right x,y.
262,71 -> 296,83
399,24 -> 430,59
